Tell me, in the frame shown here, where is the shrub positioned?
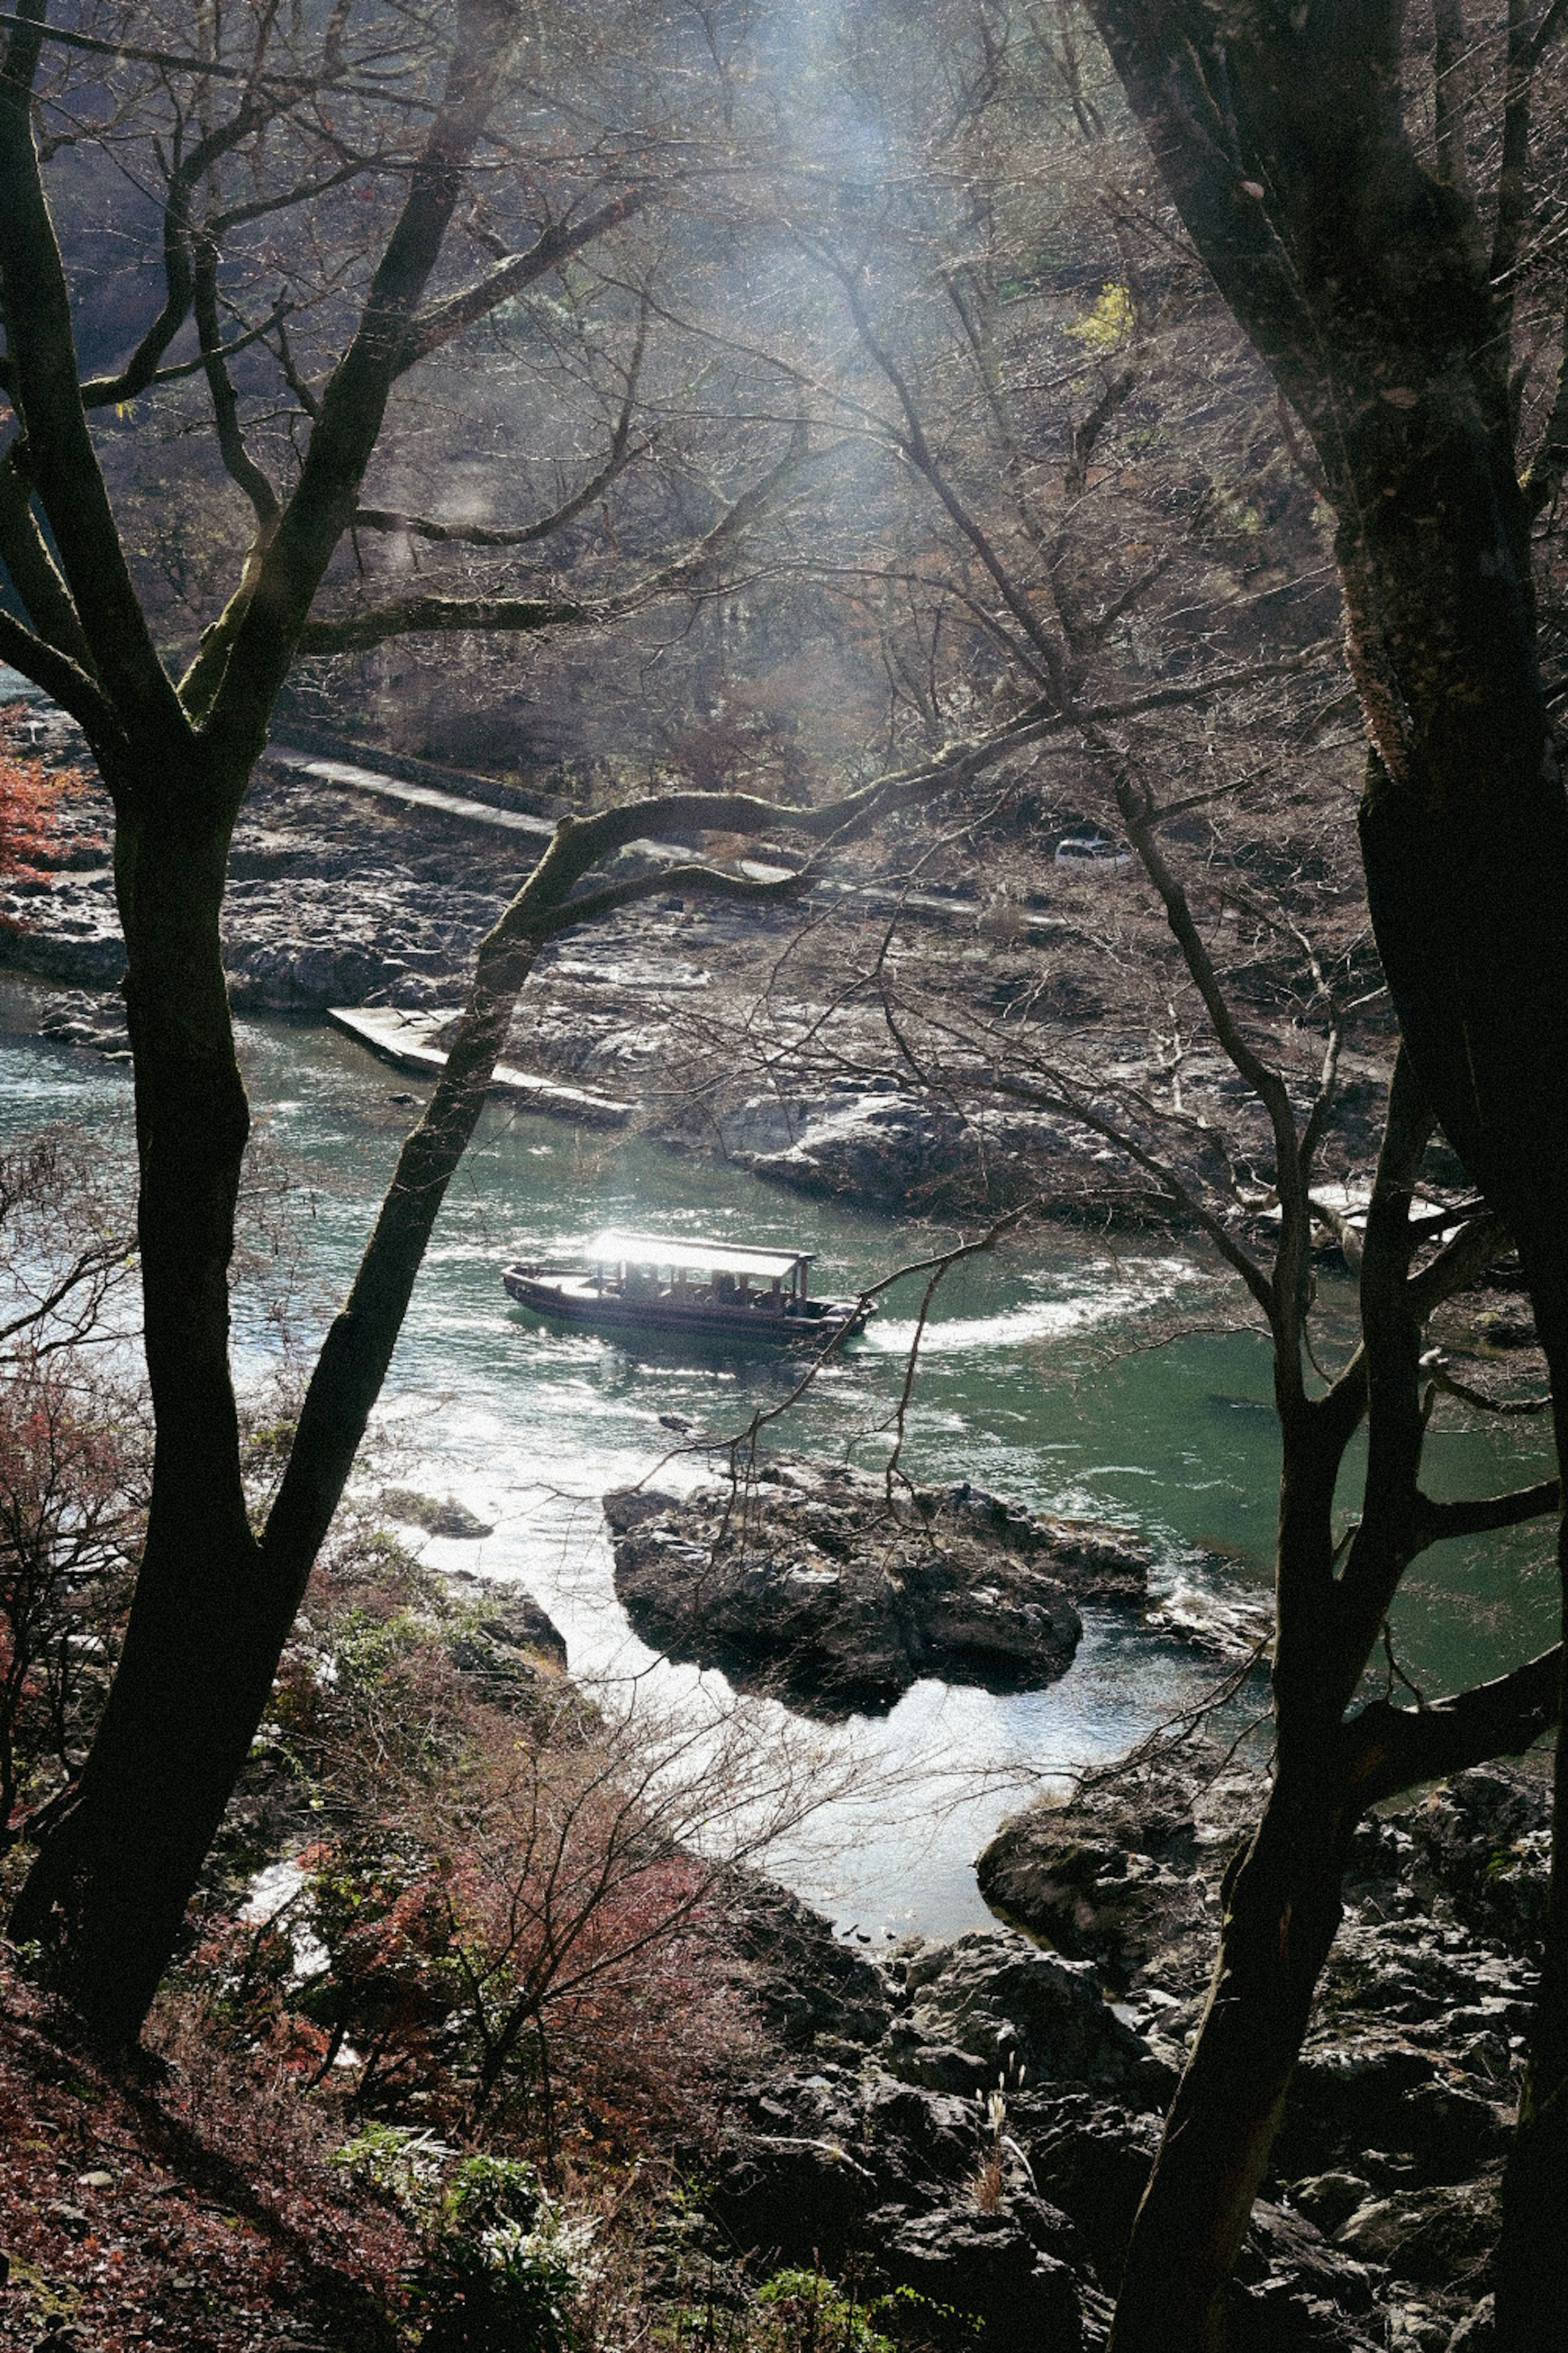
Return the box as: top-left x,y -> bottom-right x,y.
0,1357 -> 141,1846
332,2120 -> 453,2220
0,730 -> 65,895
0,714 -> 100,914
750,2269 -> 896,2353
415,2154 -> 596,2353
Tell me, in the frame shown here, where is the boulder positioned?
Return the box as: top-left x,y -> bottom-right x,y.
727,1090 -> 971,1210
1278,2041 -> 1506,2182
1224,2278 -> 1386,2351
724,1872 -> 894,2053
227,938 -> 391,1010
695,1759 -> 1544,2351
976,1778 -> 1203,1990
870,2201 -> 1083,2351
708,2062 -> 1088,2349
379,1487 -> 495,1540
1236,2201 -> 1379,2314
882,1929 -> 1174,2110
439,1572 -> 568,1688
0,909 -> 125,988
1446,2295 -> 1494,2348
604,1462 -> 1148,1719
1293,2175 -> 1377,2237
1013,2095 -> 1163,2282
1335,2175 -> 1501,2287
35,987 -> 129,1056
709,2068 -> 986,2267
1403,1767 -> 1550,1952
710,2128 -> 883,2265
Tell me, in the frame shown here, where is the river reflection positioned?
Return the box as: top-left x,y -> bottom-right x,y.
1,985 -> 1557,1938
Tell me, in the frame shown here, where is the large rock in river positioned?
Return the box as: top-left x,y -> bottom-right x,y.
603,1457 -> 1147,1719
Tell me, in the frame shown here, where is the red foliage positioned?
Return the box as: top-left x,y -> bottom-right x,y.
0,706 -> 101,923
0,717 -> 66,882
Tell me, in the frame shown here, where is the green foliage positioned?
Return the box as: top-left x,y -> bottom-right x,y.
752,2268 -> 897,2352
330,2121 -> 451,2222
1067,280 -> 1133,354
327,1604 -> 428,1689
415,2155 -> 596,2353
649,2265 -> 936,2353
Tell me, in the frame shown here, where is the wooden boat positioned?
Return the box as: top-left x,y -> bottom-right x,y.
502,1230 -> 874,1348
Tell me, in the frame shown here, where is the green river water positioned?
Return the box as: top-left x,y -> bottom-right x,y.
2,986 -> 1557,1940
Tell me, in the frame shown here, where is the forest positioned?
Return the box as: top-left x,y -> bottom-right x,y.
2,2 -> 1568,2349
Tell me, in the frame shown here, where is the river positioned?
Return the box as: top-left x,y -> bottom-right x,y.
2,986 -> 1558,1942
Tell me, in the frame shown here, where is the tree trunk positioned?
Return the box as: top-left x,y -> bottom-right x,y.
1110,1374 -> 1362,2352
0,0 -> 562,2048
1085,8 -> 1568,2337
1107,1776 -> 1349,2353
9,779 -> 286,2040
10,795 -> 540,2043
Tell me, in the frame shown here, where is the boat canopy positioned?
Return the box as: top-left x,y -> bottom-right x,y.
586,1230 -> 814,1281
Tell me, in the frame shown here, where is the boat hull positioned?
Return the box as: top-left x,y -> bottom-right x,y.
502,1267 -> 870,1348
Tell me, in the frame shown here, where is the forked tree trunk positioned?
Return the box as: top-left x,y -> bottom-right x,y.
1085,9 -> 1568,2342
2,0 -> 533,2042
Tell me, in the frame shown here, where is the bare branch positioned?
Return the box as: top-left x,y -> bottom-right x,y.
193,238 -> 278,529
0,606 -> 118,750
392,190 -> 652,377
0,10 -> 189,752
533,857 -> 812,941
811,235 -> 1073,703
1104,741 -> 1307,1375
1407,1211 -> 1510,1319
304,408 -> 809,655
1427,1360 -> 1552,1417
203,0 -> 529,766
1415,1479 -> 1561,1544
0,1238 -> 135,1358
296,590 -> 600,656
74,96 -> 276,414
0,8 -> 438,107
353,433 -> 646,548
1344,1645 -> 1564,1809
0,438 -> 92,670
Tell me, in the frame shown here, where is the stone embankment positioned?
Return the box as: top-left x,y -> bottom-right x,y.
718,1753 -> 1543,2351
603,1457 -> 1150,1719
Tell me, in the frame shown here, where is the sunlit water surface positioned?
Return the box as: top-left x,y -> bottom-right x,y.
2,989 -> 1556,1940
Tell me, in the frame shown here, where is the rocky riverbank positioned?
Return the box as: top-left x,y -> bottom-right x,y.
714,1748 -> 1545,2351
2,719 -> 1405,1222
0,743 -> 526,1013
604,1459 -> 1151,1719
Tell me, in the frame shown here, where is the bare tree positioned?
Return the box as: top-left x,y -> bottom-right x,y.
621,11 -> 1568,2339
1054,5 -> 1568,2346
0,0 -> 856,2044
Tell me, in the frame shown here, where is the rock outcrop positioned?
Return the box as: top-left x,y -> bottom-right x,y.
713,1754 -> 1546,2349
604,1458 -> 1149,1718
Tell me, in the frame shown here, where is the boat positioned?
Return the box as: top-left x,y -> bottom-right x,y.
502,1230 -> 874,1348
